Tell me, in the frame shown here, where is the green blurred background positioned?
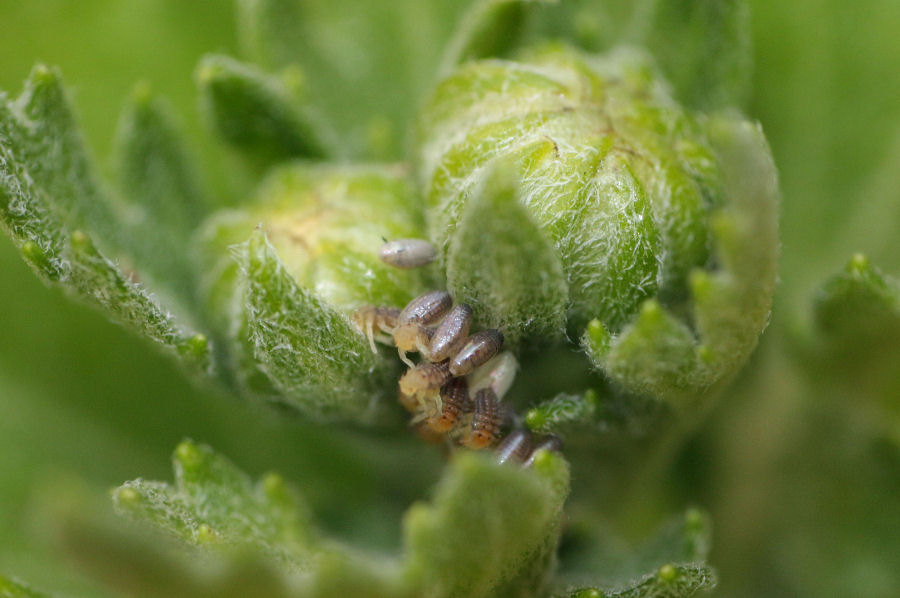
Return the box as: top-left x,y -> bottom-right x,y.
0,1 -> 898,596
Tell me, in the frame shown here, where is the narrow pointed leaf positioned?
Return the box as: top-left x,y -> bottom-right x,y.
403,451 -> 570,598
811,255 -> 900,400
591,299 -> 697,400
446,164 -> 567,345
112,83 -> 207,302
814,254 -> 900,342
563,564 -> 716,598
583,116 -> 778,404
525,390 -> 605,436
0,66 -> 211,373
197,54 -> 335,166
236,0 -> 308,70
559,510 -> 714,597
10,65 -> 121,245
113,440 -> 316,571
236,231 -> 383,420
114,83 -> 206,232
66,230 -> 212,373
439,0 -> 557,75
634,0 -> 752,110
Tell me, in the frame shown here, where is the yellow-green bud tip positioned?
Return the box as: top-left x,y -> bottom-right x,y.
658,563 -> 678,582
263,472 -> 285,496
196,523 -> 217,543
530,449 -> 559,476
115,486 -> 141,506
175,440 -> 202,468
196,62 -> 224,85
848,252 -> 869,274
70,230 -> 90,248
640,298 -> 663,321
21,241 -> 42,260
131,81 -> 153,104
525,408 -> 545,431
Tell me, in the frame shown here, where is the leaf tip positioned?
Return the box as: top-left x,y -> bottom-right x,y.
174,439 -> 205,470
525,407 -> 546,431
848,252 -> 870,275
112,485 -> 141,508
657,563 -> 678,582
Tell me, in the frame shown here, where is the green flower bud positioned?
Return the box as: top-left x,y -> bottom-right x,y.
416,43 -> 778,402
193,163 -> 432,408
195,163 -> 431,325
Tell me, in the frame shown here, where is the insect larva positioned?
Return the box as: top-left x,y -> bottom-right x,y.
397,290 -> 453,325
523,435 -> 563,468
398,361 -> 453,397
394,290 -> 452,366
350,305 -> 401,354
428,303 -> 473,362
449,329 -> 504,376
463,388 -> 505,449
467,351 -> 518,400
495,429 -> 533,465
379,238 -> 437,269
427,377 -> 471,433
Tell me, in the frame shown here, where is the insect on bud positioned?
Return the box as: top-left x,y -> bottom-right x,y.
379,238 -> 437,269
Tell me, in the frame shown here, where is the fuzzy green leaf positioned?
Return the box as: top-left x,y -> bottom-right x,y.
419,46 -> 777,404
559,510 -> 714,597
7,65 -> 120,246
589,299 -> 697,400
446,164 -> 567,345
525,389 -> 604,436
236,231 -> 385,420
236,0 -> 308,71
635,0 -> 752,110
810,255 -> 900,401
439,0 -> 557,75
112,83 -> 207,304
106,441 -> 569,598
114,83 -> 206,235
0,577 -> 50,598
814,254 -> 900,342
403,450 -> 570,598
563,564 -> 716,598
585,116 -> 778,404
113,439 -> 316,571
0,66 -> 211,373
196,54 -> 335,166
193,163 -> 429,400
236,0 -> 471,159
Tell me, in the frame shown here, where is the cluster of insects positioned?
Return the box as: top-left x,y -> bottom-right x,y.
351,238 -> 562,466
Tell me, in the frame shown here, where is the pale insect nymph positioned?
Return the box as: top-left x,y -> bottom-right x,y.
379,238 -> 437,269
393,290 -> 452,366
350,239 -> 563,461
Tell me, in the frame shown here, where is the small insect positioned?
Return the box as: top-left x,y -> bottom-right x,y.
428,303 -> 473,362
449,329 -> 504,376
351,305 -> 400,354
523,435 -> 563,468
399,361 -> 453,397
393,291 -> 452,365
426,377 -> 472,433
467,351 -> 518,400
379,238 -> 437,269
463,387 -> 505,449
495,429 -> 533,465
